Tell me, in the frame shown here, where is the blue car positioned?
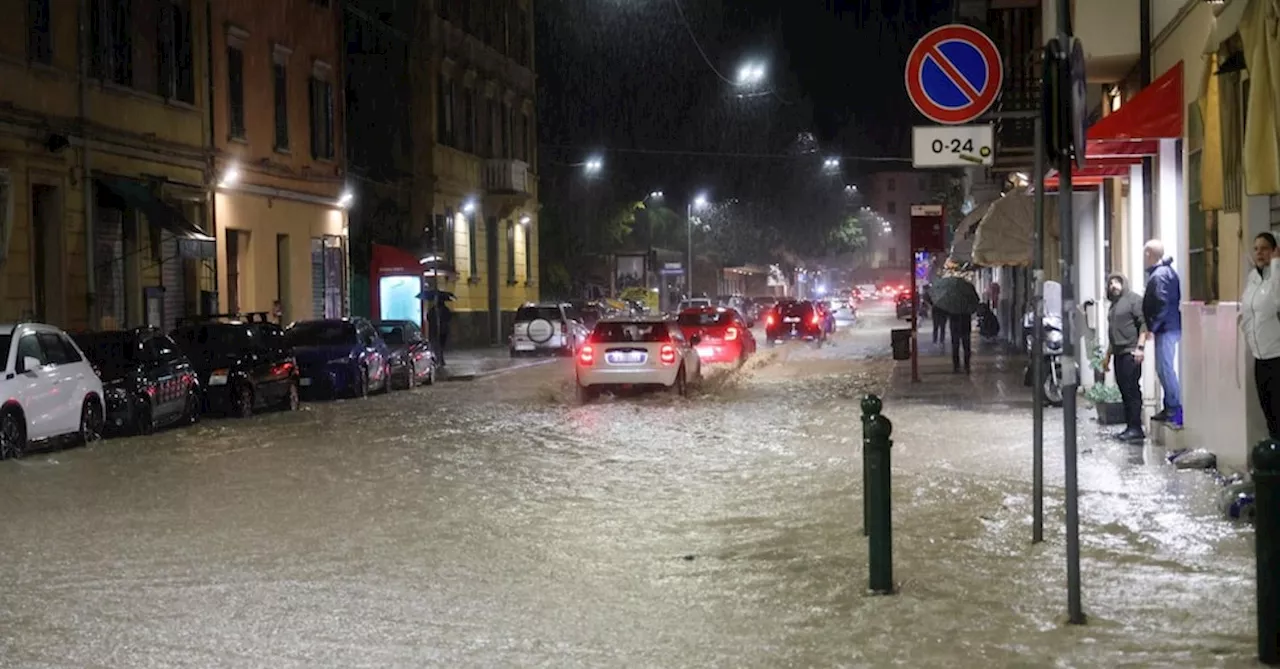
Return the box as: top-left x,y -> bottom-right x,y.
285,318 -> 391,398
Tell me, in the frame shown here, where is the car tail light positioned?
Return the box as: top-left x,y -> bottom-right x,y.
660,344 -> 677,364
724,327 -> 738,341
765,313 -> 776,327
578,345 -> 594,365
811,312 -> 821,326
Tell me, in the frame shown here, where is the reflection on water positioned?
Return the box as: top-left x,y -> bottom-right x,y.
0,310 -> 1258,668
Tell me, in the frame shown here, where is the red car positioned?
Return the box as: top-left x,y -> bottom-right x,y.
677,307 -> 756,365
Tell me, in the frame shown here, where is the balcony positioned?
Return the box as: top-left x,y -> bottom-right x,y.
482,159 -> 533,218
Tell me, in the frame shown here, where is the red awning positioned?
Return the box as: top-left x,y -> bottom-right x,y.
371,243 -> 422,276
1045,62 -> 1184,190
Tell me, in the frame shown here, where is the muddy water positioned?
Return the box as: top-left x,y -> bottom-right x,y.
0,306 -> 1258,667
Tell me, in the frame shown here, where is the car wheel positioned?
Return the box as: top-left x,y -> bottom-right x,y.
280,381 -> 300,411
182,389 -> 201,425
404,362 -> 418,390
670,367 -> 688,397
134,396 -> 154,435
0,410 -> 25,460
509,348 -> 520,358
576,383 -> 595,404
234,384 -> 255,419
80,397 -> 104,444
424,363 -> 436,386
354,367 -> 369,399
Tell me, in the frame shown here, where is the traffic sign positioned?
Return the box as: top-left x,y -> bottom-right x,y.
905,24 -> 1003,125
912,124 -> 994,167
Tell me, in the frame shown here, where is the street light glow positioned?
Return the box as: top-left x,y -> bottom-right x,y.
693,193 -> 709,209
219,166 -> 240,188
584,157 -> 604,172
462,200 -> 477,214
338,191 -> 353,208
519,214 -> 532,225
823,157 -> 841,169
649,190 -> 664,199
736,61 -> 766,86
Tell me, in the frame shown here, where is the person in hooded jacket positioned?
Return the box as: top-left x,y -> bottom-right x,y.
1241,232 -> 1280,438
1102,272 -> 1149,442
1143,240 -> 1183,427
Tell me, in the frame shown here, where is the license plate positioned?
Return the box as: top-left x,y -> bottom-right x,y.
208,374 -> 228,386
606,351 -> 646,364
783,317 -> 800,323
299,378 -> 313,387
697,346 -> 716,358
515,344 -> 535,351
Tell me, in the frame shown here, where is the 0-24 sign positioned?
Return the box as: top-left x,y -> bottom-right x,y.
912,124 -> 995,168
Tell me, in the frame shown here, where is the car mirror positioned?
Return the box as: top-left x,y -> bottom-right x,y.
19,356 -> 42,373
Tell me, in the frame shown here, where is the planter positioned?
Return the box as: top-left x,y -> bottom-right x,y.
1095,402 -> 1125,425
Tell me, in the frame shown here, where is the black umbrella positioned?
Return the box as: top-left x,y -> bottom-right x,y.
929,276 -> 981,315
417,290 -> 456,302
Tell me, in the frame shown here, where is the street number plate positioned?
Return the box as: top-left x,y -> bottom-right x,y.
912,124 -> 995,167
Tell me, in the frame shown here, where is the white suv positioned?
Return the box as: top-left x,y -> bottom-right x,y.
0,323 -> 105,460
510,303 -> 589,356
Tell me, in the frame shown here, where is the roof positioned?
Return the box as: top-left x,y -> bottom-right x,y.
0,322 -> 66,336
598,315 -> 671,324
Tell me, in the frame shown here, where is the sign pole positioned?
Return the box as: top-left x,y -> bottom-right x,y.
1032,114 -> 1045,545
910,257 -> 919,383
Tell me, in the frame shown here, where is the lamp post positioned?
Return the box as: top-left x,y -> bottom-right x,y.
687,194 -> 708,298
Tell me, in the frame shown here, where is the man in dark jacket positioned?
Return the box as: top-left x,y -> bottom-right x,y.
1103,272 -> 1148,441
1143,240 -> 1183,428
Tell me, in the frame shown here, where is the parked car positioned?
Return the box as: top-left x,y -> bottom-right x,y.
677,306 -> 756,366
286,318 -> 391,398
896,291 -> 918,320
763,300 -> 826,346
510,303 -> 589,357
574,317 -> 702,402
0,322 -> 105,459
374,320 -> 437,389
72,327 -> 201,435
171,314 -> 300,417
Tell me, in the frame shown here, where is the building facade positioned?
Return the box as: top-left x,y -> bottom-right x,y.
865,171 -> 938,270
430,0 -> 539,346
210,0 -> 349,324
0,0 -> 216,333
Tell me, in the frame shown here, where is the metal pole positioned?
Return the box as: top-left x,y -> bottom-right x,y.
1032,114 -> 1046,545
687,202 -> 693,298
910,252 -> 920,383
862,394 -> 895,595
1254,439 -> 1280,665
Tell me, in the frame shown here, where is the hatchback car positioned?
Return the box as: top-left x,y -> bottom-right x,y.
374,320 -> 436,389
763,300 -> 826,346
676,307 -> 756,366
575,317 -> 702,402
0,322 -> 104,459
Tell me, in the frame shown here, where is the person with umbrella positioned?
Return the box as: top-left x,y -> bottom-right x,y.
930,276 -> 981,373
422,290 -> 455,366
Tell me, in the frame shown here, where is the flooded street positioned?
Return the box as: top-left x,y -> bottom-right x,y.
0,303 -> 1259,668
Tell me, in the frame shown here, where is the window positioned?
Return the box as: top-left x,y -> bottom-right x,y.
1187,103 -> 1218,302
16,335 -> 46,369
227,42 -> 246,139
468,213 -> 478,278
437,74 -> 454,146
38,333 -> 81,365
273,46 -> 291,151
524,219 -> 533,282
517,112 -> 528,161
506,220 -> 516,283
888,247 -> 898,264
887,177 -> 896,192
489,99 -> 500,157
226,230 -> 243,314
443,208 -> 456,266
91,0 -> 133,85
27,0 -> 52,64
887,201 -> 896,215
309,63 -> 335,160
502,104 -> 512,159
157,0 -> 195,103
462,87 -> 476,153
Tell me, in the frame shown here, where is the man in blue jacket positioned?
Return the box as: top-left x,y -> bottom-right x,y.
1143,240 -> 1182,428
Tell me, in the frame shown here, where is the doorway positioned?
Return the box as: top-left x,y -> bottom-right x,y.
30,183 -> 62,324
226,229 -> 245,314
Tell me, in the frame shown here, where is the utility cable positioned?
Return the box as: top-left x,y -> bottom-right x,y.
540,144 -> 912,163
669,0 -> 735,86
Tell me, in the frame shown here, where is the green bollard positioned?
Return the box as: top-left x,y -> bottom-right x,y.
1254,439 -> 1280,665
862,394 -> 894,595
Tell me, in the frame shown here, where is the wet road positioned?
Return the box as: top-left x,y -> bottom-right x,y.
0,303 -> 1258,668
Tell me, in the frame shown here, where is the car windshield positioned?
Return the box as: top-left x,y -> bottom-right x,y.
516,306 -> 561,322
286,322 -> 356,347
677,311 -> 730,327
72,332 -> 141,378
592,322 -> 670,343
171,324 -> 255,353
377,324 -> 409,345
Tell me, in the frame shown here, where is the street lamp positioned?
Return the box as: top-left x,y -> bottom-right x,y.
688,193 -> 709,298
584,157 -> 604,174
736,61 -> 766,86
338,191 -> 353,208
648,190 -> 664,200
823,157 -> 841,170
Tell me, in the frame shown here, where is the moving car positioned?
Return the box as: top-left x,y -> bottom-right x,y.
677,306 -> 756,366
374,320 -> 437,389
171,314 -> 300,417
896,291 -> 918,320
0,323 -> 105,459
763,300 -> 826,346
286,318 -> 391,398
575,317 -> 702,402
677,297 -> 713,312
510,303 -> 589,357
73,327 -> 201,435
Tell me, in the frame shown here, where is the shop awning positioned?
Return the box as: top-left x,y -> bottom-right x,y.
1044,61 -> 1184,190
948,197 -> 997,264
97,177 -> 214,245
971,187 -> 1059,267
371,244 -> 421,275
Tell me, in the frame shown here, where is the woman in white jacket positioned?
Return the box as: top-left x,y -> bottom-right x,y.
1242,232 -> 1280,437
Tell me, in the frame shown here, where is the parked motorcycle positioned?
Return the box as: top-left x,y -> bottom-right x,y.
1023,311 -> 1064,406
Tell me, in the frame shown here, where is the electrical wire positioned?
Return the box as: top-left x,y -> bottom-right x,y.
540,144 -> 912,163
669,0 -> 735,85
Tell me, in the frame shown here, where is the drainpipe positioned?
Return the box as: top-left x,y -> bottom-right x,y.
205,0 -> 219,307
1139,0 -> 1155,242
78,0 -> 95,327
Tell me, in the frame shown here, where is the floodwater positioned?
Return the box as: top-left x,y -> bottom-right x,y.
0,303 -> 1258,668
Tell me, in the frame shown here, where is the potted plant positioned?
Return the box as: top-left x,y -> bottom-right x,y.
1083,343 -> 1125,424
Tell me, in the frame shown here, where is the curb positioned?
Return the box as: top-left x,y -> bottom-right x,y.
440,356 -> 560,382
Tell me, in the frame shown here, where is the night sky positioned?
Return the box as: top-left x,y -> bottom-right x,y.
536,0 -> 955,196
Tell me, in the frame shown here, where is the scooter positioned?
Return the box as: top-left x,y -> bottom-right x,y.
1022,311 -> 1064,407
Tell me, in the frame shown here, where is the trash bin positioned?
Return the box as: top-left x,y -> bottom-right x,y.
891,328 -> 912,361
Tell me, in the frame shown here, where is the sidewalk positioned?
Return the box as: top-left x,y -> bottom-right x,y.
437,347 -> 560,381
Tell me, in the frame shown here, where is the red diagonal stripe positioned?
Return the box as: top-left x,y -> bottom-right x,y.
925,44 -> 982,104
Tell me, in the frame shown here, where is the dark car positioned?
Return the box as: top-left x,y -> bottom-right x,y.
896,291 -> 918,320
72,327 -> 201,435
763,300 -> 826,346
374,320 -> 437,389
170,314 -> 300,418
286,318 -> 391,398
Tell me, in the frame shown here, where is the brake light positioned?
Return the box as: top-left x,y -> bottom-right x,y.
765,313 -> 776,327
660,344 -> 677,364
578,345 -> 594,365
724,327 -> 738,341
811,313 -> 821,326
